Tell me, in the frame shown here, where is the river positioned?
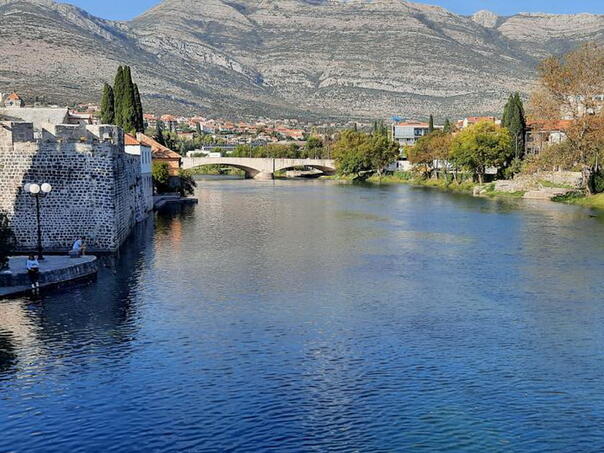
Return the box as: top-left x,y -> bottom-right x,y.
1,178 -> 604,452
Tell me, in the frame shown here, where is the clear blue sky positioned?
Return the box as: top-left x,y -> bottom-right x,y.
64,0 -> 604,21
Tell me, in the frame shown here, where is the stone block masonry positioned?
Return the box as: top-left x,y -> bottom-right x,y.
0,122 -> 151,252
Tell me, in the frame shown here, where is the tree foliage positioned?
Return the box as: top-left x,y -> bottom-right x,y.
502,92 -> 526,158
407,130 -> 453,178
152,161 -> 171,194
103,66 -> 144,133
529,42 -> 604,192
450,121 -> 512,183
178,169 -> 197,197
100,83 -> 115,124
0,211 -> 16,270
332,130 -> 399,179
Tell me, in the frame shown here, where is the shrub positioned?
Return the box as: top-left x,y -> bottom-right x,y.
0,212 -> 16,270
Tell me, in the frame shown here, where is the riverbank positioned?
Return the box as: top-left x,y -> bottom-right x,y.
322,172 -> 604,206
324,173 -> 526,199
0,255 -> 98,298
552,192 -> 604,210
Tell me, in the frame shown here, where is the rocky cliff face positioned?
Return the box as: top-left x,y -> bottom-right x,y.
2,0 -> 604,120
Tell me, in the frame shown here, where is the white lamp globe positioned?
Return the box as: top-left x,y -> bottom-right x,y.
29,184 -> 41,194
41,183 -> 52,193
23,183 -> 31,193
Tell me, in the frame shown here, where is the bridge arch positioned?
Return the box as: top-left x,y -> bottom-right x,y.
182,157 -> 336,180
185,162 -> 261,179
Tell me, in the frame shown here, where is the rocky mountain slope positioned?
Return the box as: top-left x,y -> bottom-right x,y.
1,0 -> 604,120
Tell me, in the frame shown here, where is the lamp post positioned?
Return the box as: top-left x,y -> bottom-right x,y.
24,183 -> 52,260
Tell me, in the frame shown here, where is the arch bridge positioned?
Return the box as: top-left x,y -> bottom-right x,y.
182,157 -> 336,180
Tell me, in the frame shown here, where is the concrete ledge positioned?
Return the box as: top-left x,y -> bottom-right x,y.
0,255 -> 98,298
153,194 -> 198,210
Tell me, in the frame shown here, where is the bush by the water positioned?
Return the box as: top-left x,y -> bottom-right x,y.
0,212 -> 16,270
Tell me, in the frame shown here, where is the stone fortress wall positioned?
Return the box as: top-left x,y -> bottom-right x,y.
0,121 -> 151,252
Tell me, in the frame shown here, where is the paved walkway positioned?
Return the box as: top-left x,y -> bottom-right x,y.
0,255 -> 97,298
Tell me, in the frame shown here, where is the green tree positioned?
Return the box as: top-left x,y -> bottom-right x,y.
333,130 -> 399,179
113,66 -> 125,127
302,136 -> 324,159
195,122 -> 202,136
133,83 -> 144,133
372,120 -> 388,137
443,118 -> 452,133
178,169 -> 197,197
450,121 -> 513,183
100,83 -> 115,124
502,92 -> 526,158
154,120 -> 166,146
428,114 -> 435,133
0,211 -> 16,270
119,66 -> 137,134
152,161 -> 171,194
408,130 -> 453,179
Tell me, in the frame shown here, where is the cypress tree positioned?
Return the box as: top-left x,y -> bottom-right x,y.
428,114 -> 434,133
113,66 -> 125,128
120,66 -> 137,134
133,83 -> 144,133
100,83 -> 115,124
443,118 -> 452,133
502,92 -> 526,158
155,120 -> 166,146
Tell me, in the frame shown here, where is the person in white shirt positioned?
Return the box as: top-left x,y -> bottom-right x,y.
70,236 -> 86,257
26,255 -> 40,289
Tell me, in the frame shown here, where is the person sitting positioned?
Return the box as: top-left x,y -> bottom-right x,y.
26,254 -> 40,290
69,236 -> 86,258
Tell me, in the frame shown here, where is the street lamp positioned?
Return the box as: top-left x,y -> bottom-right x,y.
24,182 -> 52,260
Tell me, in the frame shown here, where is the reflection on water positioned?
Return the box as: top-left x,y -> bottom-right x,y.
2,180 -> 604,452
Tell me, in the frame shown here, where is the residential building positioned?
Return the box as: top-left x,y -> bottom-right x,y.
2,92 -> 24,108
525,120 -> 572,155
457,116 -> 500,129
143,114 -> 158,130
392,121 -> 431,146
136,133 -> 182,185
125,133 -> 154,211
160,114 -> 178,132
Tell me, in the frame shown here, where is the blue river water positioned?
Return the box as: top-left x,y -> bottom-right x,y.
1,178 -> 604,452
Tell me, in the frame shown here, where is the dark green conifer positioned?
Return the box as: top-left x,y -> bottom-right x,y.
502,92 -> 527,158
155,120 -> 166,146
113,66 -> 125,128
133,83 -> 144,133
100,83 -> 115,124
428,114 -> 435,133
120,66 -> 137,134
443,118 -> 452,133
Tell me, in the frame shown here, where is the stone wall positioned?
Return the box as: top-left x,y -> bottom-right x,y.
495,171 -> 584,193
0,122 -> 151,252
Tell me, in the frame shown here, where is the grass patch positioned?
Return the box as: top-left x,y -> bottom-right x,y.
537,179 -> 575,189
553,191 -> 604,210
366,173 -> 476,193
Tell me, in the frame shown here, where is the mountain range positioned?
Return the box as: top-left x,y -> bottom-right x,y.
1,0 -> 604,120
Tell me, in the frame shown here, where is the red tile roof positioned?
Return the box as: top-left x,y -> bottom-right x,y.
528,119 -> 573,131
124,133 -> 142,146
6,92 -> 21,101
136,133 -> 181,160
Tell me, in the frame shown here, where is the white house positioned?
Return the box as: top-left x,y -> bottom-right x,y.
125,133 -> 154,212
391,121 -> 431,146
